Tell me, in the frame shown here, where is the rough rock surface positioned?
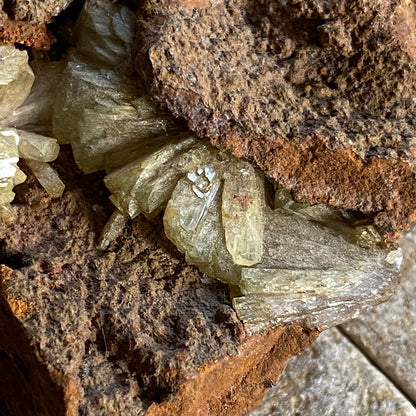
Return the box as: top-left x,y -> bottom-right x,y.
136,0 -> 416,241
247,327 -> 416,416
0,148 -> 318,416
0,0 -> 74,48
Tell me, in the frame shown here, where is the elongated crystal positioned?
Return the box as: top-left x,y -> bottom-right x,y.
75,0 -> 135,71
233,272 -> 399,334
222,161 -> 265,266
98,210 -> 126,250
164,175 -> 242,285
17,130 -> 60,162
74,104 -> 179,173
25,159 -> 65,198
105,137 -> 196,217
2,60 -> 64,135
53,62 -> 138,145
0,45 -> 35,121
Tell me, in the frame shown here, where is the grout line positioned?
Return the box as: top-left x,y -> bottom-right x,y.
336,325 -> 416,410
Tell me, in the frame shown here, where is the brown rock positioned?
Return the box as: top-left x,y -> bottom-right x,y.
0,0 -> 73,48
0,149 -> 318,415
136,0 -> 416,240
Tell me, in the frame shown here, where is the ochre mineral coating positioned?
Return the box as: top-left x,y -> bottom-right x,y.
136,0 -> 416,242
0,0 -> 73,49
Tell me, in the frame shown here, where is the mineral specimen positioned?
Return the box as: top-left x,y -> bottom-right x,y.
0,45 -> 64,217
103,135 -> 401,333
49,0 -> 402,334
0,0 -> 73,48
136,0 -> 416,240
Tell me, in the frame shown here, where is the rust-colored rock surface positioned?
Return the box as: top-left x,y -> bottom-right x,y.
136,0 -> 416,240
0,148 -> 318,416
0,0 -> 74,48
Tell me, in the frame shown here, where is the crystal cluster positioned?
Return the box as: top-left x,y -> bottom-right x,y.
52,0 -> 182,175
103,135 -> 401,333
0,45 -> 64,221
48,0 -> 402,334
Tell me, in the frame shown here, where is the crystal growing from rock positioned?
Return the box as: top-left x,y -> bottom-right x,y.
102,134 -> 400,332
0,45 -> 35,120
0,46 -> 64,216
97,209 -> 126,250
222,161 -> 264,266
52,0 -> 402,335
53,0 -> 182,174
17,130 -> 60,162
25,159 -> 65,199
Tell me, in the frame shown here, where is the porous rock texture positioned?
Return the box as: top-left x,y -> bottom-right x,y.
136,0 -> 416,243
0,0 -> 73,48
0,148 -> 318,416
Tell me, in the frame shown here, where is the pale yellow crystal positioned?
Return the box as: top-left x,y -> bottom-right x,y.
163,152 -> 242,285
75,0 -> 135,71
105,137 -> 197,218
222,161 -> 265,266
0,45 -> 35,121
17,130 -> 60,162
74,104 -> 179,173
2,59 -> 64,135
14,167 -> 27,186
52,62 -> 138,145
274,184 -> 385,249
98,210 -> 126,250
25,159 -> 65,198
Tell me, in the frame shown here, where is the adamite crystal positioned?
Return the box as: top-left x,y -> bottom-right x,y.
53,0 -> 182,175
0,45 -> 64,218
102,134 -> 400,332
0,45 -> 35,120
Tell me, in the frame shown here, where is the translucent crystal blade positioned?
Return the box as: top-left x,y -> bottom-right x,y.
98,210 -> 126,250
222,161 -> 265,266
17,130 -> 60,162
0,45 -> 35,121
74,105 -> 179,173
2,60 -> 64,135
239,265 -> 390,296
25,160 -> 65,198
75,0 -> 135,71
52,62 -> 138,145
164,174 -> 241,285
233,261 -> 399,335
105,137 -> 197,217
